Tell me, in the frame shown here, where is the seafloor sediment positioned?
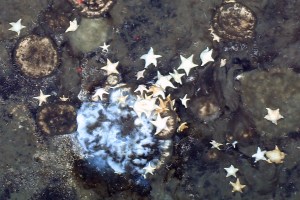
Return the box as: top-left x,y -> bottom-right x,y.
1,0 -> 300,199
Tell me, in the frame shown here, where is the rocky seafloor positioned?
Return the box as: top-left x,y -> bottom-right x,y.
1,0 -> 300,199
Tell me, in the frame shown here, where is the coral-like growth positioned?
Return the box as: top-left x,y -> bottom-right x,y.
76,86 -> 172,175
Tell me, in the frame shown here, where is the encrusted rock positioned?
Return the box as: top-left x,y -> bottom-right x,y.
212,0 -> 256,41
40,10 -> 70,34
14,35 -> 59,78
37,103 -> 77,135
67,0 -> 116,18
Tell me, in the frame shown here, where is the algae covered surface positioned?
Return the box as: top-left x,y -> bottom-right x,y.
1,0 -> 300,199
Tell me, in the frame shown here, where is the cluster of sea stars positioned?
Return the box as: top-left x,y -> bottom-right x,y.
210,105 -> 285,193
210,123 -> 286,194
209,140 -> 247,193
210,139 -> 286,193
137,46 -> 214,109
131,46 -> 217,177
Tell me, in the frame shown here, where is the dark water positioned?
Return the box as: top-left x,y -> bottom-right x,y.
1,0 -> 300,199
